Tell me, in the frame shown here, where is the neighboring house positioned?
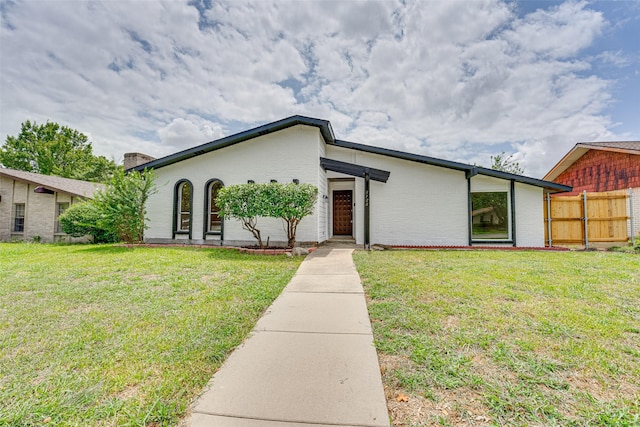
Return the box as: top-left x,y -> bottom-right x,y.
0,168 -> 105,243
544,141 -> 640,237
129,115 -> 570,248
544,141 -> 640,194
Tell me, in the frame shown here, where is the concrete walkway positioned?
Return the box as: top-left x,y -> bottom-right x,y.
189,247 -> 389,427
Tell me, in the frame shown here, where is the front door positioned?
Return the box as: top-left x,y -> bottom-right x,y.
333,190 -> 353,235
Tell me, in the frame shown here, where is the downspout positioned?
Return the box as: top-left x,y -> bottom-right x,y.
364,169 -> 370,250
511,180 -> 516,247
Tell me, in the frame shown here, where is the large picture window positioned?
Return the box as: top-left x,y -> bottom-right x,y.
206,180 -> 223,234
471,192 -> 509,240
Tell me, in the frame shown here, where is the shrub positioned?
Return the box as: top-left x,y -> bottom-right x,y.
58,202 -> 118,243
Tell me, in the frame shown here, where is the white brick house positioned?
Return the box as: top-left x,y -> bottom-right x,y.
0,168 -> 104,243
130,116 -> 570,248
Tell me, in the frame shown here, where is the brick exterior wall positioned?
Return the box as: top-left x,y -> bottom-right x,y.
0,176 -> 89,243
554,150 -> 640,194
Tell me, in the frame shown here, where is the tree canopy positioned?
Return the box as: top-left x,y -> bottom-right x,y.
59,169 -> 156,243
217,182 -> 318,248
0,120 -> 119,182
490,152 -> 525,175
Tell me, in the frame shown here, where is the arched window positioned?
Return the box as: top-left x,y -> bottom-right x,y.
204,179 -> 224,236
173,180 -> 193,237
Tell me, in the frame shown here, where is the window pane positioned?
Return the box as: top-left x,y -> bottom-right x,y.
177,182 -> 191,232
56,202 -> 69,233
471,192 -> 509,240
208,181 -> 222,232
14,204 -> 25,232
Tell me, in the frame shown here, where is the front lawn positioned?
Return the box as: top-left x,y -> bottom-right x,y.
0,244 -> 302,426
354,250 -> 640,426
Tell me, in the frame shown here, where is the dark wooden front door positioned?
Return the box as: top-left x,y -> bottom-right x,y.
333,190 -> 353,235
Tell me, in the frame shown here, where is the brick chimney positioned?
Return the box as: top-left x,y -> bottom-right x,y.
124,152 -> 156,170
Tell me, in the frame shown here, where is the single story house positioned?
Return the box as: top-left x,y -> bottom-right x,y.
129,115 -> 571,248
0,168 -> 104,243
544,140 -> 640,237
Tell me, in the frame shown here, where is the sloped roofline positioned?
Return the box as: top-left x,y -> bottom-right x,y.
544,141 -> 640,182
0,167 -> 105,198
130,115 -> 570,193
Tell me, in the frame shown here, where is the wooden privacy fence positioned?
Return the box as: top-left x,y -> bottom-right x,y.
544,190 -> 635,248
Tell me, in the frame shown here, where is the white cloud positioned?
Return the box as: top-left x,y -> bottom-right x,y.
1,0 -> 635,177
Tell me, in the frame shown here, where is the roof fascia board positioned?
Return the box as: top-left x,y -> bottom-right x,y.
576,143 -> 640,155
543,145 -> 589,181
333,139 -> 570,192
333,139 -> 471,172
320,157 -> 390,182
131,115 -> 334,172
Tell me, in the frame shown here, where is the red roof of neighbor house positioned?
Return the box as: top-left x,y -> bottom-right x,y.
543,141 -> 640,182
0,168 -> 105,198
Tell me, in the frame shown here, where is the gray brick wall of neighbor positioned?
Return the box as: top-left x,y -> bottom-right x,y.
0,168 -> 104,243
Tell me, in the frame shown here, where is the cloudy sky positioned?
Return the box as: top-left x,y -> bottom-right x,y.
1,0 -> 639,178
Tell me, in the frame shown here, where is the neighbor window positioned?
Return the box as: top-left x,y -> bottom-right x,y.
471,192 -> 509,240
13,203 -> 25,232
176,181 -> 192,232
207,180 -> 223,233
56,202 -> 69,233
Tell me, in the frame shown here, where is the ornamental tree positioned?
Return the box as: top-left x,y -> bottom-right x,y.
217,183 -> 271,248
271,183 -> 318,247
217,182 -> 318,248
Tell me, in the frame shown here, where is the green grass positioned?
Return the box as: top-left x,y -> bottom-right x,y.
0,243 -> 303,426
353,250 -> 640,426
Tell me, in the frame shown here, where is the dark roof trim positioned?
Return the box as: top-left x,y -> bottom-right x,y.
130,115 -> 334,172
332,140 -> 571,193
320,157 -> 390,183
130,115 -> 570,193
333,139 -> 471,172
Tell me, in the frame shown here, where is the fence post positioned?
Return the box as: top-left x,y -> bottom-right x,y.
630,188 -> 635,241
583,190 -> 589,249
546,192 -> 552,247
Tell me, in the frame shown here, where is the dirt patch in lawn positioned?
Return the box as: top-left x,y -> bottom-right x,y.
379,354 -> 493,426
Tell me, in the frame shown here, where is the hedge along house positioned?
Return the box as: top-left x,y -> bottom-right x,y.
0,167 -> 105,242
129,116 -> 571,248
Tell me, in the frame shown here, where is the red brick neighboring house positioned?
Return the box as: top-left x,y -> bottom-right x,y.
544,141 -> 640,237
544,141 -> 640,194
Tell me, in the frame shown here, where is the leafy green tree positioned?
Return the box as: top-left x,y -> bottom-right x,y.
217,182 -> 318,248
0,120 -> 119,182
58,202 -> 118,243
217,183 -> 270,248
271,183 -> 318,247
92,169 -> 156,243
490,152 -> 525,175
58,169 -> 156,243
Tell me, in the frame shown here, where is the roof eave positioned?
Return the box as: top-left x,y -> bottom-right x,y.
130,115 -> 334,172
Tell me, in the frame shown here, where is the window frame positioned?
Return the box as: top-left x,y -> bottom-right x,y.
13,203 -> 25,233
55,202 -> 70,234
203,179 -> 224,237
468,177 -> 516,246
470,191 -> 511,242
173,180 -> 193,239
